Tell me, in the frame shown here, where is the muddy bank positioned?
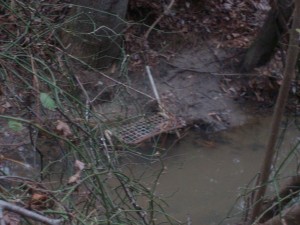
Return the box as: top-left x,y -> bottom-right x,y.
88,42 -> 251,136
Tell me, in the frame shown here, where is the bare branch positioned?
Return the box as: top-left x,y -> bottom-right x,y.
0,200 -> 63,225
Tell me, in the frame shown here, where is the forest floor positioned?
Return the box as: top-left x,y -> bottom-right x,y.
88,0 -> 287,135
0,1 -> 298,224
0,0 -> 289,149
0,0 -> 291,155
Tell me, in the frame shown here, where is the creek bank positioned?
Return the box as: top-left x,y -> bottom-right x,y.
89,43 -> 254,142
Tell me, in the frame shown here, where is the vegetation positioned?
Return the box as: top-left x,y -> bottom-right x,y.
0,1 -> 180,224
1,0 -> 300,225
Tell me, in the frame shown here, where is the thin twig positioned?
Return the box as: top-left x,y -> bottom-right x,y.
115,173 -> 149,225
30,54 -> 42,122
144,0 -> 176,39
74,75 -> 91,120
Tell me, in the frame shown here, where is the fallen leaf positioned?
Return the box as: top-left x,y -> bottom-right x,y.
8,120 -> 23,132
29,193 -> 54,210
2,102 -> 12,108
32,193 -> 48,201
56,120 -> 72,137
68,172 -> 81,184
67,160 -> 85,184
75,160 -> 85,171
40,92 -> 56,111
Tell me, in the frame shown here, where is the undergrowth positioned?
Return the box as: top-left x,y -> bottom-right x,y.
0,1 -> 180,224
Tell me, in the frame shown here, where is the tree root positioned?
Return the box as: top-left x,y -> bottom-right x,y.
259,175 -> 300,223
258,204 -> 300,225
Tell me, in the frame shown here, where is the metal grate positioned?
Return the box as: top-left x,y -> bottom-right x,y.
111,114 -> 186,144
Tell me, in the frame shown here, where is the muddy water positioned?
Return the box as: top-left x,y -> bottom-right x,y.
2,116 -> 300,224
126,116 -> 300,225
151,125 -> 266,225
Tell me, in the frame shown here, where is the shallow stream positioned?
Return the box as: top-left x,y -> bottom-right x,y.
126,115 -> 300,224
2,115 -> 300,224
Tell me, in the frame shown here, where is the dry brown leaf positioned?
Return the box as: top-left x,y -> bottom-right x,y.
68,160 -> 85,184
68,172 -> 81,184
31,193 -> 48,201
56,120 -> 72,137
75,160 -> 85,171
2,101 -> 12,109
29,193 -> 53,210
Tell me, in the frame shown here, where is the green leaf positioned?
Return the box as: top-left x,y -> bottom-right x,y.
8,120 -> 23,132
40,92 -> 56,110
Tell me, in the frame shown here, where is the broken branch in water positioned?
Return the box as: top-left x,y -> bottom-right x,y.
0,200 -> 63,225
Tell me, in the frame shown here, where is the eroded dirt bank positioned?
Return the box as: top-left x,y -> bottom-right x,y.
88,43 -> 251,135
87,0 -> 281,136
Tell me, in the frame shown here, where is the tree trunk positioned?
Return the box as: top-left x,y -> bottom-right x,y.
61,0 -> 128,69
240,0 -> 293,72
247,0 -> 300,223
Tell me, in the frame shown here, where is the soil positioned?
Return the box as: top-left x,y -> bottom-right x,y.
0,0 -> 290,151
92,42 -> 250,133
0,2 -> 298,224
0,2 -> 296,224
87,0 -> 282,134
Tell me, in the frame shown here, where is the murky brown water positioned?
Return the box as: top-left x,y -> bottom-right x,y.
2,116 -> 300,224
125,116 -> 300,225
151,124 -> 267,225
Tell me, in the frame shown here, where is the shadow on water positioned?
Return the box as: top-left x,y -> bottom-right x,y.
124,115 -> 300,224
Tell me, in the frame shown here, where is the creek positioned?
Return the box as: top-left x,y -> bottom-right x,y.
2,115 -> 300,225
125,115 -> 300,224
